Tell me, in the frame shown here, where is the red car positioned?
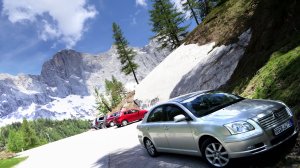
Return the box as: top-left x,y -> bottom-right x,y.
105,112 -> 119,127
115,109 -> 148,127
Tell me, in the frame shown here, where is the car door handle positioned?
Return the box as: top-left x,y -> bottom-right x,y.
146,127 -> 149,130
164,126 -> 169,130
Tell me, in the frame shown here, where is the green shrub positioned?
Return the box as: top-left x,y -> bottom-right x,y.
7,131 -> 24,152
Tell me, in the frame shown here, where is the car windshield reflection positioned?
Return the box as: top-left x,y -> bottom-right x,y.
181,92 -> 244,117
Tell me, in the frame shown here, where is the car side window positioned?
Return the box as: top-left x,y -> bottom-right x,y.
131,109 -> 138,113
165,105 -> 188,121
147,107 -> 166,122
125,110 -> 132,114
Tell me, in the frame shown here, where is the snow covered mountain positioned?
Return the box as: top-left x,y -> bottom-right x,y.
0,40 -> 169,126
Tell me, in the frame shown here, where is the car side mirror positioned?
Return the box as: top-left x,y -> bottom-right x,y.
174,114 -> 187,122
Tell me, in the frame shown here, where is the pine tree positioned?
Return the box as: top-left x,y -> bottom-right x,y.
112,22 -> 139,84
7,130 -> 24,152
182,0 -> 200,25
197,0 -> 211,19
105,76 -> 125,108
21,118 -> 39,150
94,88 -> 112,115
149,0 -> 189,50
197,0 -> 225,19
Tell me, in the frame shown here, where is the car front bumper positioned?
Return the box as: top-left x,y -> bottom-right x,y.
223,119 -> 299,158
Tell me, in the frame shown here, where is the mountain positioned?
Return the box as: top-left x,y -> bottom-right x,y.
0,40 -> 170,126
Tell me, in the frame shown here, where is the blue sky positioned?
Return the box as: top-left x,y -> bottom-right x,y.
0,0 -> 192,75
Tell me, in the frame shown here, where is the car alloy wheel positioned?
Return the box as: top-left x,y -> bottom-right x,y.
122,120 -> 128,126
110,122 -> 115,127
203,139 -> 229,168
145,139 -> 158,157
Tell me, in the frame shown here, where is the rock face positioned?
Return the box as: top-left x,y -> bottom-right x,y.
170,29 -> 252,98
134,30 -> 252,108
0,40 -> 169,126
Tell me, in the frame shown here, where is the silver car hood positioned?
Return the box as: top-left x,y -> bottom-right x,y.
200,99 -> 285,123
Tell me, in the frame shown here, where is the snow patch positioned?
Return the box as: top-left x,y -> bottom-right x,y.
134,42 -> 215,102
134,29 -> 252,105
0,95 -> 96,127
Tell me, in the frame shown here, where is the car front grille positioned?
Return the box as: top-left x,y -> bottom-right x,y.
257,108 -> 290,130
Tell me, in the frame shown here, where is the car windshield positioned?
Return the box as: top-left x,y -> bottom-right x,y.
181,92 -> 244,117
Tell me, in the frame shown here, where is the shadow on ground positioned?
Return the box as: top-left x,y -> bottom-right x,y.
93,145 -> 208,168
93,134 -> 298,168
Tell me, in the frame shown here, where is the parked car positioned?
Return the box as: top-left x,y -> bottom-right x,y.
137,90 -> 299,168
115,109 -> 148,127
91,116 -> 105,129
105,112 -> 119,127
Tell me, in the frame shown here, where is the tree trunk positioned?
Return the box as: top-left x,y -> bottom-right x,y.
204,0 -> 210,16
187,0 -> 200,25
131,68 -> 139,84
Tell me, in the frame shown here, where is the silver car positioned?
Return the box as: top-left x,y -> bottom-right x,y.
137,91 -> 299,168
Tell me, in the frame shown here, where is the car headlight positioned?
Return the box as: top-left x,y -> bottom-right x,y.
224,121 -> 255,135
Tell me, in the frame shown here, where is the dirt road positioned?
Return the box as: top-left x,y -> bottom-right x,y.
16,122 -> 209,168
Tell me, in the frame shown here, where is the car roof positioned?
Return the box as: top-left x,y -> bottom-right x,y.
168,90 -> 212,103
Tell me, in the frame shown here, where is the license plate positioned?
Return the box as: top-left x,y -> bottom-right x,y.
273,120 -> 293,136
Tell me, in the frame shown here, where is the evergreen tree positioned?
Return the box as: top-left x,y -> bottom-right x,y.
21,118 -> 39,150
197,0 -> 211,19
94,88 -> 112,115
112,22 -> 139,84
197,0 -> 225,19
7,130 -> 24,152
182,0 -> 225,24
105,76 -> 125,108
149,0 -> 189,50
182,0 -> 200,25
2,119 -> 90,152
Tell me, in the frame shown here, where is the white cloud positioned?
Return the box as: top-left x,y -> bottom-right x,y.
39,20 -> 60,41
171,0 -> 191,18
130,10 -> 141,25
2,0 -> 97,48
171,0 -> 184,12
136,0 -> 147,7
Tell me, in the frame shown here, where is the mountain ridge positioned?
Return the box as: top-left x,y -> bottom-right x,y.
0,40 -> 170,126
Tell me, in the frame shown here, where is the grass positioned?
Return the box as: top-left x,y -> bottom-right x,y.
240,45 -> 300,110
0,157 -> 27,168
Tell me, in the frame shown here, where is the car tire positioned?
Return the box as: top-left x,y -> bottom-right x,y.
110,122 -> 115,127
121,120 -> 128,126
144,138 -> 158,157
201,138 -> 230,168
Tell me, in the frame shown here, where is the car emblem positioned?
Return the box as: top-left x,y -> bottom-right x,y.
273,111 -> 280,118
